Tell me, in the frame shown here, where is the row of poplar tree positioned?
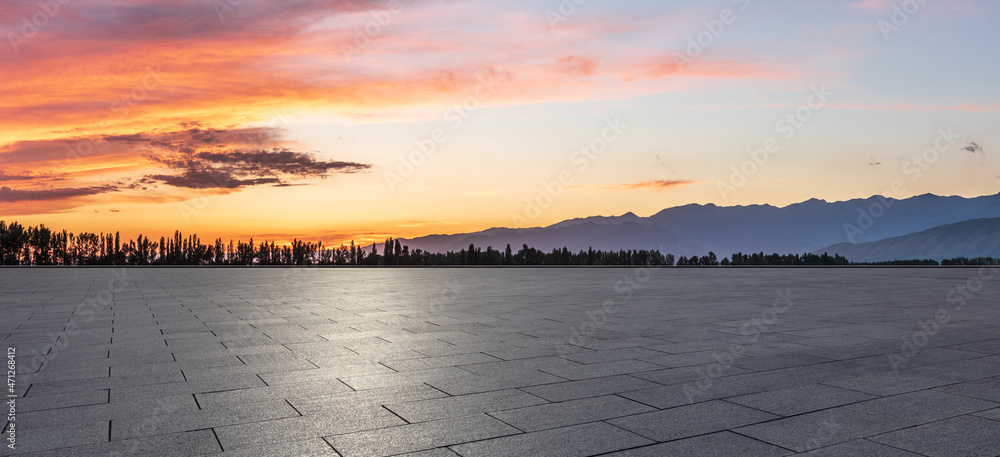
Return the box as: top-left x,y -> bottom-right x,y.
4,219 -> 993,267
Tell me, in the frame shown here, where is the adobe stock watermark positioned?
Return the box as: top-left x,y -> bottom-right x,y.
682,287 -> 793,403
62,121 -> 111,174
428,278 -> 463,314
511,116 -> 628,228
546,0 -> 590,30
6,0 -> 69,55
384,70 -> 508,191
671,0 -> 751,72
888,264 -> 999,371
343,0 -> 405,62
717,85 -> 834,200
111,65 -> 166,118
207,0 -> 244,22
877,0 -> 930,41
842,126 -> 959,243
6,347 -> 15,451
557,254 -> 659,359
802,417 -> 844,451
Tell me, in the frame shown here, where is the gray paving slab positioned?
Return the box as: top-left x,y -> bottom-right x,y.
400,449 -> 461,457
607,400 -> 778,441
620,378 -> 762,408
111,399 -> 300,441
948,338 -> 1000,355
793,439 -> 926,457
908,356 -> 1000,382
486,395 -> 655,432
454,357 -> 574,377
386,389 -> 547,423
602,431 -> 792,457
13,390 -> 108,413
207,438 -> 337,456
726,383 -> 877,416
973,407 -> 1000,421
214,407 -> 405,451
557,347 -> 667,364
12,395 -> 200,430
14,429 -> 222,457
939,375 -> 1000,402
518,374 -> 661,402
730,353 -> 835,372
637,350 -> 736,368
424,369 -> 567,395
449,421 -> 653,457
286,384 -> 448,415
822,371 -> 957,396
5,268 -> 1000,456
109,376 -> 267,403
725,364 -> 854,390
2,420 -> 109,455
733,406 -> 920,452
324,414 -> 520,456
381,353 -> 500,372
534,359 -> 666,381
869,415 -> 1000,457
338,366 -> 475,390
845,389 -> 999,422
193,379 -> 354,409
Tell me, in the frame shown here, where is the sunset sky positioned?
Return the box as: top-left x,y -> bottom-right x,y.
2,0 -> 998,246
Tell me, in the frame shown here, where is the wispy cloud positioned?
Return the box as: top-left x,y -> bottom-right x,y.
0,125 -> 370,213
0,0 -> 814,141
0,185 -> 120,202
600,180 -> 700,192
830,103 -> 1000,112
851,0 -> 895,11
0,170 -> 53,182
148,148 -> 370,189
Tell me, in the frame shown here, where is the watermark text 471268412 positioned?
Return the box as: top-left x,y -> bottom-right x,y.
6,347 -> 15,451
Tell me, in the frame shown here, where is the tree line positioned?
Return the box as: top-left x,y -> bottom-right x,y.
1,220 -> 996,266
0,220 -> 678,266
857,257 -> 1000,266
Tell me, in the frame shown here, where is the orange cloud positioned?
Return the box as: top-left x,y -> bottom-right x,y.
0,0 -> 849,222
1,0 -> 808,146
555,56 -> 599,76
0,126 -> 370,215
601,180 -> 701,192
630,56 -> 796,81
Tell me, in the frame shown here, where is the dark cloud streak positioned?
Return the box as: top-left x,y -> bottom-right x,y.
147,148 -> 371,189
0,185 -> 119,202
0,171 -> 50,182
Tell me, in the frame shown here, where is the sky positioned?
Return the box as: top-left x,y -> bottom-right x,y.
1,0 -> 998,245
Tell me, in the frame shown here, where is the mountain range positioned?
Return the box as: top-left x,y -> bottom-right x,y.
398,192 -> 1000,262
821,217 -> 1000,262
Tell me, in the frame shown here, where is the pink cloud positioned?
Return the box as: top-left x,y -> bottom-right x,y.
600,180 -> 701,192
851,0 -> 896,11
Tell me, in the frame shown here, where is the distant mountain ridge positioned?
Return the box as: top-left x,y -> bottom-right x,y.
397,192 -> 1000,261
818,217 -> 1000,262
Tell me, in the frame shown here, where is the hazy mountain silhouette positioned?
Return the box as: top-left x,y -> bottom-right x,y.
400,192 -> 1000,257
404,220 -> 702,256
818,217 -> 1000,262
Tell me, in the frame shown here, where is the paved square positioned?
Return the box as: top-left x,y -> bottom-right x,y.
3,267 -> 1000,456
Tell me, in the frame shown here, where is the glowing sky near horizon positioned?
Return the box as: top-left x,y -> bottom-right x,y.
1,0 -> 998,245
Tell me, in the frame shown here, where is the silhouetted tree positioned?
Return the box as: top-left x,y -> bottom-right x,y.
13,218 -> 973,268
